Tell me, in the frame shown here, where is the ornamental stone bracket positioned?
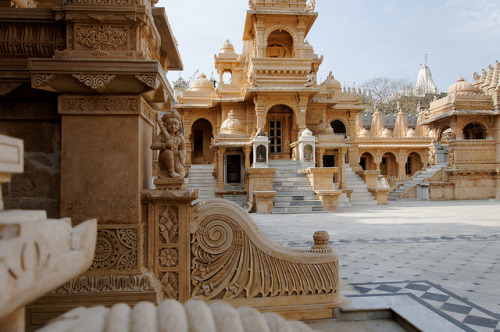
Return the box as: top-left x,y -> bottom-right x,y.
0,83 -> 22,96
72,74 -> 117,93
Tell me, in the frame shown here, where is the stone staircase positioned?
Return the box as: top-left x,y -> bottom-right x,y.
388,164 -> 445,201
186,164 -> 216,202
344,164 -> 378,206
269,160 -> 324,213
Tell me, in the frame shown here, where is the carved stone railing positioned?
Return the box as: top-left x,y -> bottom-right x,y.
142,191 -> 342,320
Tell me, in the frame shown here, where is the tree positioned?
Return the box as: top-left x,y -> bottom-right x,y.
359,76 -> 445,114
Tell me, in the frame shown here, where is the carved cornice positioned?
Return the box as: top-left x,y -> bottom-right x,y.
0,102 -> 58,120
72,74 -> 116,93
141,189 -> 198,202
135,74 -> 160,90
0,83 -> 21,96
86,13 -> 113,22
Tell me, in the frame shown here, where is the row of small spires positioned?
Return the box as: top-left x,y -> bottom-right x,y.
473,60 -> 500,91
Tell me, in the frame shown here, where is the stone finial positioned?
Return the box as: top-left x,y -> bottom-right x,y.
311,231 -> 331,251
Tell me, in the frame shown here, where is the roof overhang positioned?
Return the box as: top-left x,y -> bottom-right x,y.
152,7 -> 183,71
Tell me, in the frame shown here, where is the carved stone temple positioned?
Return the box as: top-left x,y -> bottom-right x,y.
0,0 -> 499,329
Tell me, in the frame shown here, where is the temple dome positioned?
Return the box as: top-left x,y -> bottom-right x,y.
322,73 -> 342,91
406,128 -> 416,137
381,128 -> 392,137
301,128 -> 313,138
218,39 -> 237,58
447,77 -> 475,94
220,110 -> 244,134
359,128 -> 370,137
190,73 -> 214,92
415,63 -> 438,95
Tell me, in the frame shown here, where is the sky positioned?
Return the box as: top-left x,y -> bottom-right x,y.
160,0 -> 500,93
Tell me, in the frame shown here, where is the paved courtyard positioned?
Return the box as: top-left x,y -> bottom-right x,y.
251,200 -> 500,332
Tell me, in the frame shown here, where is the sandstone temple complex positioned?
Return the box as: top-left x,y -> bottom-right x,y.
0,0 -> 499,330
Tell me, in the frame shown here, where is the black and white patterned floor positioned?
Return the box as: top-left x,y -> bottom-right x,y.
347,280 -> 500,331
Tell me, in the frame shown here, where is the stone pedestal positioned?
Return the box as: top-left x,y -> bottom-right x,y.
363,170 -> 381,188
154,178 -> 188,190
416,183 -> 430,200
245,168 -> 277,213
314,190 -> 341,211
253,191 -> 276,213
368,188 -> 390,204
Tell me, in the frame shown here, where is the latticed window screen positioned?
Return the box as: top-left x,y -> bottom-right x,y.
269,120 -> 282,154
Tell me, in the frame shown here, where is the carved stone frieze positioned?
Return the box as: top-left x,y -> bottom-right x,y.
135,74 -> 160,90
0,102 -> 58,120
66,0 -> 139,4
75,25 -> 127,51
0,83 -> 21,96
59,95 -> 139,114
72,74 -> 116,93
52,274 -> 155,293
90,226 -> 139,271
159,205 -> 178,244
86,13 -> 113,22
0,22 -> 65,56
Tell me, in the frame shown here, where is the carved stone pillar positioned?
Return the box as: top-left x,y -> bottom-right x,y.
397,155 -> 407,179
256,104 -> 266,132
374,152 -> 382,171
297,109 -> 307,133
256,21 -> 265,58
316,147 -> 325,167
244,145 -> 251,169
339,148 -> 347,189
216,147 -> 226,190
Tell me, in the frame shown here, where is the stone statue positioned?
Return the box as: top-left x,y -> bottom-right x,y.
305,71 -> 316,87
305,0 -> 315,11
151,110 -> 186,179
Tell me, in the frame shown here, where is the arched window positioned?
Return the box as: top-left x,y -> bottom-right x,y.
222,71 -> 232,84
266,30 -> 294,58
330,120 -> 347,137
463,122 -> 487,139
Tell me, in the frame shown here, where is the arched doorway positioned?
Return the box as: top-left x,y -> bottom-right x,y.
381,152 -> 397,178
406,152 -> 423,176
191,119 -> 214,164
359,152 -> 375,170
463,122 -> 487,139
330,120 -> 347,137
266,105 -> 295,159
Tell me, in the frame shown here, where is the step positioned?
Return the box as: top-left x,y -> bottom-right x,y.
272,206 -> 325,214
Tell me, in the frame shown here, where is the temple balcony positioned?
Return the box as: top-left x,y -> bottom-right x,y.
248,57 -> 321,88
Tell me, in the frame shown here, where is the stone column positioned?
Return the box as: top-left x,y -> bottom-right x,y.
256,21 -> 265,58
339,148 -> 347,189
374,152 -> 382,171
244,145 -> 252,169
216,147 -> 226,190
0,134 -> 23,210
256,104 -> 266,132
397,155 -> 407,180
316,148 -> 325,167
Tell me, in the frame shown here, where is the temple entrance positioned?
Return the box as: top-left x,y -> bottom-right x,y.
266,105 -> 295,159
406,152 -> 423,176
381,152 -> 398,178
191,119 -> 214,164
225,151 -> 244,190
360,152 -> 375,170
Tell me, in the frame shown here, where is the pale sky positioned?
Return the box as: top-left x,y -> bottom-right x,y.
161,0 -> 500,93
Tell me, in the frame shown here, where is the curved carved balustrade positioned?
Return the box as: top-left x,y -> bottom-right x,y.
190,199 -> 341,311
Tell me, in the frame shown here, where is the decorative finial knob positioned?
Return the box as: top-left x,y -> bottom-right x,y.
312,231 -> 330,250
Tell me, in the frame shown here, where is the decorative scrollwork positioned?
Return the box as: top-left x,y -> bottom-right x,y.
117,228 -> 137,249
32,74 -> 55,88
60,96 -> 139,114
52,274 -> 155,293
135,74 -> 160,90
72,74 -> 116,93
0,83 -> 21,96
191,199 -> 340,301
92,230 -> 119,269
117,250 -> 138,270
76,25 -> 127,50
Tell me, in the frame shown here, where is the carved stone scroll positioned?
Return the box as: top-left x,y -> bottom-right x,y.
191,199 -> 341,303
90,226 -> 140,272
0,83 -> 21,96
75,25 -> 127,50
135,74 -> 160,90
72,74 -> 116,93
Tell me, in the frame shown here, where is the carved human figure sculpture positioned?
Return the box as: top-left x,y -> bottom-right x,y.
152,110 -> 186,179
